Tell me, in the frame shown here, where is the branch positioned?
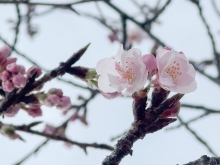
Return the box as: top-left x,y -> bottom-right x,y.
142,0 -> 172,25
177,116 -> 217,156
191,1 -> 220,77
103,1 -> 167,47
182,155 -> 220,165
102,89 -> 183,165
0,43 -> 90,114
15,125 -> 114,152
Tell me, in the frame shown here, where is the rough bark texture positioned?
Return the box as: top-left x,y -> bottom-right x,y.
102,88 -> 184,165
183,155 -> 220,165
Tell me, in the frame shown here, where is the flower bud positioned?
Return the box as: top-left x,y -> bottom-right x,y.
2,80 -> 14,92
0,70 -> 11,81
5,104 -> 20,117
27,66 -> 42,78
160,101 -> 181,118
0,45 -> 10,66
6,63 -> 20,74
12,74 -> 26,87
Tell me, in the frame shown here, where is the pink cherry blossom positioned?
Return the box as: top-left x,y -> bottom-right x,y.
5,104 -> 20,117
2,80 -> 14,92
6,63 -> 20,74
0,70 -> 11,81
43,124 -> 56,134
47,88 -> 63,97
27,104 -> 42,117
56,96 -> 71,111
156,47 -> 197,94
18,65 -> 26,75
142,54 -> 157,78
12,74 -> 26,88
0,45 -> 10,66
27,66 -> 42,78
4,58 -> 17,67
127,27 -> 148,44
96,45 -> 148,96
108,33 -> 120,43
99,90 -> 121,99
44,94 -> 60,107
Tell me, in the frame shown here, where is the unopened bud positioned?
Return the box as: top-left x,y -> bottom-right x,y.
160,101 -> 181,118
151,87 -> 170,107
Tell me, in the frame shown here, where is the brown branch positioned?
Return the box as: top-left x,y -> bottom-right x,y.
9,4 -> 21,56
0,0 -> 105,7
182,155 -> 220,165
191,1 -> 220,77
142,0 -> 172,25
15,125 -> 113,152
0,43 -> 90,114
103,1 -> 167,47
102,89 -> 183,165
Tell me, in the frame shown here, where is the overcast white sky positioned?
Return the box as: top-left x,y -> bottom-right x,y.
0,0 -> 220,165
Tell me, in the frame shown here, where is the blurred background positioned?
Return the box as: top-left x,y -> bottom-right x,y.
0,0 -> 220,165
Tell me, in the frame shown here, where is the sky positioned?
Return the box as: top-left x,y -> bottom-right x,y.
0,0 -> 220,165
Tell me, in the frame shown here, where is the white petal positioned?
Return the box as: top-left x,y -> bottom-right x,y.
98,74 -> 116,93
96,57 -> 119,76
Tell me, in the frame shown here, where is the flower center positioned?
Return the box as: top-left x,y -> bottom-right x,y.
115,61 -> 136,84
165,61 -> 182,82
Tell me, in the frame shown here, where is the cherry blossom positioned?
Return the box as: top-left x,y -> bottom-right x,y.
43,88 -> 71,111
96,45 -> 148,96
5,104 -> 20,117
142,54 -> 157,78
27,66 -> 42,78
127,27 -> 148,44
27,104 -> 42,117
156,47 -> 197,93
160,101 -> 181,118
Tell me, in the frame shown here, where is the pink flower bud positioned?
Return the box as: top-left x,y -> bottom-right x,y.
27,66 -> 42,78
2,80 -> 14,92
0,45 -> 10,66
27,104 -> 42,117
142,54 -> 157,78
108,33 -> 119,43
160,101 -> 181,118
0,70 -> 11,81
47,88 -> 63,97
6,63 -> 20,74
12,74 -> 26,88
44,95 -> 61,107
18,65 -> 26,75
43,124 -> 56,135
56,96 -> 71,111
5,104 -> 20,117
5,58 -> 17,66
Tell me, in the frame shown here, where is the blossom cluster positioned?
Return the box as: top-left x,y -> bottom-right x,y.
96,45 -> 197,99
0,46 -> 72,118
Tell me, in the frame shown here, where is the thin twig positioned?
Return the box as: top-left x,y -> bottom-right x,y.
177,116 -> 217,156
103,1 -> 167,47
166,112 -> 209,131
192,1 -> 220,77
10,4 -> 21,56
211,0 -> 220,19
142,0 -> 172,25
